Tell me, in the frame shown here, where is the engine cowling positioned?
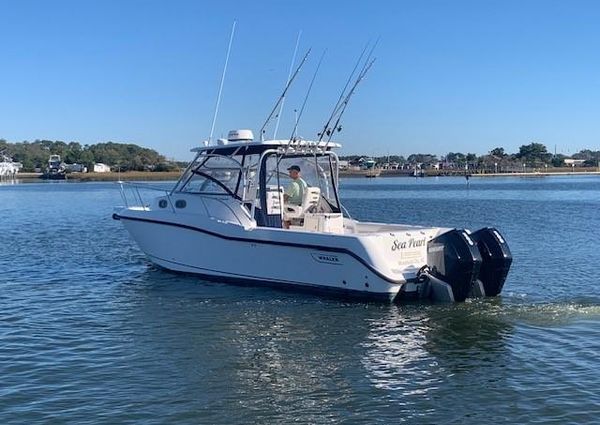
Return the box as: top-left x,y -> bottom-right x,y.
470,227 -> 512,297
427,229 -> 482,302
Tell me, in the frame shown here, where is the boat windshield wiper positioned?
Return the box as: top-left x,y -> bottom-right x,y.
190,169 -> 240,199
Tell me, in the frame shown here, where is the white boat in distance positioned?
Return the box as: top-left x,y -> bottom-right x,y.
0,153 -> 22,179
114,130 -> 512,302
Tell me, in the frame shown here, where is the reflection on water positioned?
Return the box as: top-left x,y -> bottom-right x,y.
359,303 -> 513,422
362,309 -> 435,394
360,299 -> 600,422
0,178 -> 24,186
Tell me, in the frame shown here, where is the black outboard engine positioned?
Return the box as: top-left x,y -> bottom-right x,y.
470,227 -> 512,297
427,229 -> 482,302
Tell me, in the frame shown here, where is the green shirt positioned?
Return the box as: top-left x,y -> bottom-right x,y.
285,178 -> 307,206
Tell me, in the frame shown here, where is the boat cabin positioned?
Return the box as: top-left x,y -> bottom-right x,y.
173,130 -> 344,232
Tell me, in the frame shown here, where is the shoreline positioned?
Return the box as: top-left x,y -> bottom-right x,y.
7,169 -> 600,183
338,169 -> 600,178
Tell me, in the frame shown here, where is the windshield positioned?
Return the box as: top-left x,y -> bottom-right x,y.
174,153 -> 261,199
176,154 -> 243,196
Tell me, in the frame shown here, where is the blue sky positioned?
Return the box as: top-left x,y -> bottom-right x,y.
2,0 -> 600,160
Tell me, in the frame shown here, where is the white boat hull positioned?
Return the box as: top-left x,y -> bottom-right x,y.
113,206 -> 445,301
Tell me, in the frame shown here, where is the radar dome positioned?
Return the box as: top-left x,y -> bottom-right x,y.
227,129 -> 254,142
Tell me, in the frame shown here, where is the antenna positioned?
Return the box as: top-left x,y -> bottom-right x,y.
273,31 -> 302,140
208,21 -> 236,145
259,48 -> 311,141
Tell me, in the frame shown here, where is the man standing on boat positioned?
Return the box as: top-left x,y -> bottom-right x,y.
284,165 -> 307,206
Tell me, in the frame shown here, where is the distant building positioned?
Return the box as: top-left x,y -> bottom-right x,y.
564,159 -> 586,167
381,162 -> 400,170
338,160 -> 349,170
93,163 -> 111,173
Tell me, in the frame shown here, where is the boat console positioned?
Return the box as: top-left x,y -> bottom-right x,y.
290,212 -> 344,233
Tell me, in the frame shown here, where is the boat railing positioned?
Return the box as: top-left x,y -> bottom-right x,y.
117,181 -> 176,213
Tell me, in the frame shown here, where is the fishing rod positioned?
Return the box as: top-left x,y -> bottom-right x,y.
259,48 -> 311,141
312,55 -> 374,196
286,49 -> 326,147
273,31 -> 302,140
317,41 -> 370,142
317,38 -> 379,143
324,57 -> 375,147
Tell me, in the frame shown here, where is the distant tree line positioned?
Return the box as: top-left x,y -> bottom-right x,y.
3,138 -> 598,174
341,142 -> 600,172
0,139 -> 179,172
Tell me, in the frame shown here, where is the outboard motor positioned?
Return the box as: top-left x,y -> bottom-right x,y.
427,229 -> 482,302
470,227 -> 512,297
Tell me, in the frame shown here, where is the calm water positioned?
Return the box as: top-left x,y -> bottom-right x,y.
1,176 -> 599,424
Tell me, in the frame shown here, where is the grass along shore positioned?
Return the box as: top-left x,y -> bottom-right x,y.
13,167 -> 600,182
15,171 -> 183,181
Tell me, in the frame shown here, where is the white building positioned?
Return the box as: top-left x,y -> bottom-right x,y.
564,159 -> 586,167
93,163 -> 111,173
